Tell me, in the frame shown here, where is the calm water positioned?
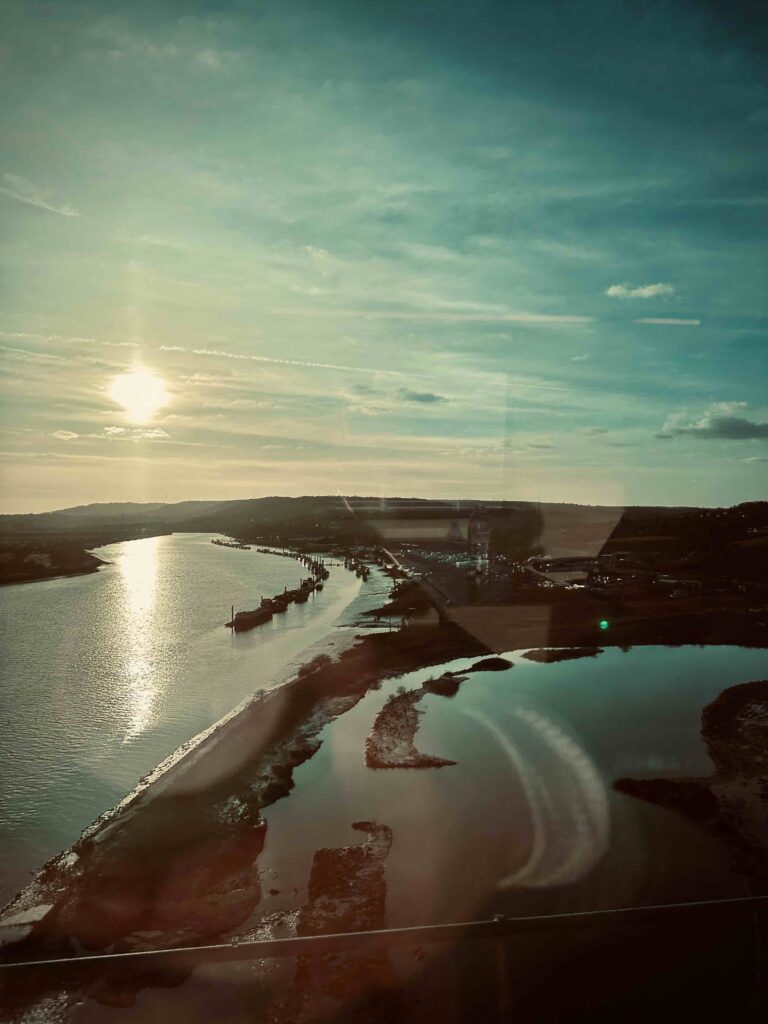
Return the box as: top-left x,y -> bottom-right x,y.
61,642 -> 767,1023
0,533 -> 361,904
257,644 -> 768,930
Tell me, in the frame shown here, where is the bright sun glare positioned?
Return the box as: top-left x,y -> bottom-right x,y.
109,367 -> 169,424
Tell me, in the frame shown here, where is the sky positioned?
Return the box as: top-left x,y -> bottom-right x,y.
1,0 -> 766,513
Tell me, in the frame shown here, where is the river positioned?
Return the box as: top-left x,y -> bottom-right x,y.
0,533 -> 362,904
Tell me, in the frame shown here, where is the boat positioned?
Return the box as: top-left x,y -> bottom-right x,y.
227,596 -> 274,631
224,557 -> 329,632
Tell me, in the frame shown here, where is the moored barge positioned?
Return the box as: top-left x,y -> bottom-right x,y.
227,596 -> 274,632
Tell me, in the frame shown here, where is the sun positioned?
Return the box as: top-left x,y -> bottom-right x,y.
109,366 -> 169,424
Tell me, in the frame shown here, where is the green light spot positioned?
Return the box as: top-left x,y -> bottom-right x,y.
599,619 -> 610,630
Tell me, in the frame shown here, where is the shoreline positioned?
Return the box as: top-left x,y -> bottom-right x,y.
3,554 -> 768,1018
0,562 -> 107,589
0,553 -> 382,916
3,623 -> 767,936
0,614 -> 489,1024
0,605 -> 483,919
0,541 -> 365,913
2,638 -> 766,1019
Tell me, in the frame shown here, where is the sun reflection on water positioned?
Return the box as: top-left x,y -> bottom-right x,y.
118,537 -> 161,742
122,536 -> 159,614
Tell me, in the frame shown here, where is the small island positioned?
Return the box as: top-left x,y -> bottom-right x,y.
365,688 -> 457,769
522,647 -> 604,663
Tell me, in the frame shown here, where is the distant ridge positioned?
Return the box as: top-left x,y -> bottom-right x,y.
0,494 -> 712,535
1,496 -> 765,586
2,494 -> 759,548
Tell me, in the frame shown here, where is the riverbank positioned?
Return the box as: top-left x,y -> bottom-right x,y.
0,602 -> 486,1016
2,617 -> 481,926
0,535 -> 367,909
0,551 -> 107,587
0,526 -> 172,587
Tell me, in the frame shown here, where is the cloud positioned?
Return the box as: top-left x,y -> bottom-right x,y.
741,456 -> 768,463
606,283 -> 675,300
113,428 -> 171,440
0,174 -> 79,217
302,245 -> 332,260
197,49 -> 223,70
398,388 -> 447,404
270,307 -> 593,325
54,427 -> 171,442
346,403 -> 388,417
657,403 -> 768,440
260,443 -> 308,451
571,353 -> 591,362
1,344 -> 67,363
160,344 -> 404,377
341,383 -> 449,416
180,372 -> 228,386
634,317 -> 700,326
137,234 -> 187,249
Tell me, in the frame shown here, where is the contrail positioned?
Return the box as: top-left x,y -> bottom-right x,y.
166,345 -> 406,377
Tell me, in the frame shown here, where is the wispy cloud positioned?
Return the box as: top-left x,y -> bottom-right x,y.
0,345 -> 68,363
197,48 -> 223,70
270,307 -> 593,325
136,234 -> 187,249
52,426 -> 171,442
606,283 -> 675,300
634,317 -> 700,327
160,344 -> 405,376
0,174 -> 79,217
